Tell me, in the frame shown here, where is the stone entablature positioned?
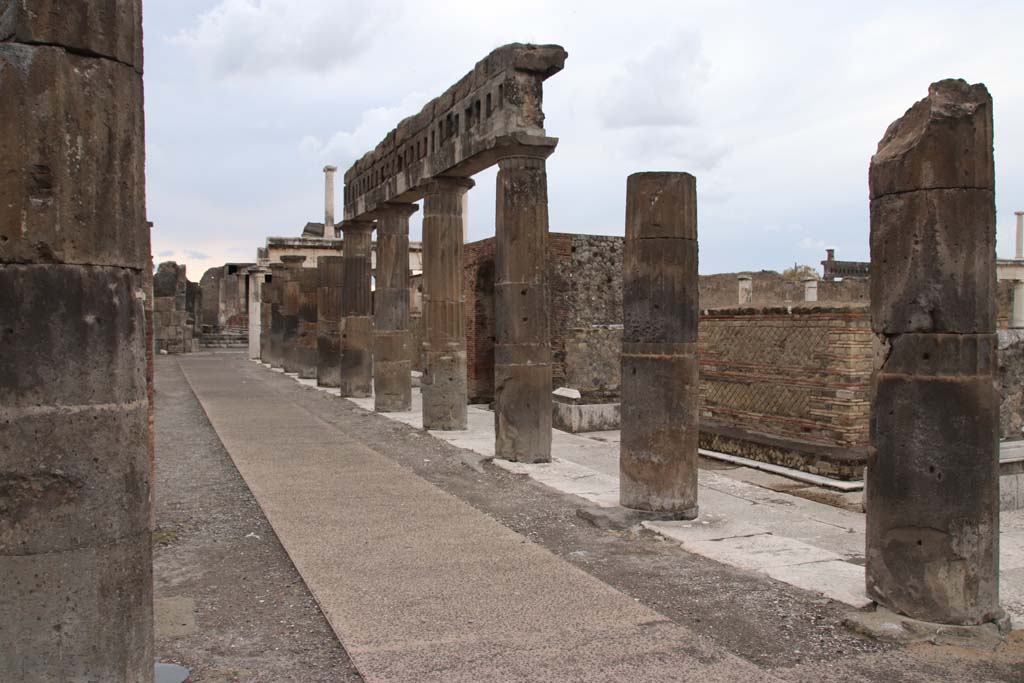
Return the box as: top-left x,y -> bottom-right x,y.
343,43 -> 567,220
264,236 -> 424,273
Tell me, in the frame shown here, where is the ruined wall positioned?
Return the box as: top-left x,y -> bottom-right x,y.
198,263 -> 251,333
153,262 -> 196,354
199,266 -> 223,330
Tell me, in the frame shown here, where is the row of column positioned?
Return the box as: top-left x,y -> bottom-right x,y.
621,80 -> 1003,629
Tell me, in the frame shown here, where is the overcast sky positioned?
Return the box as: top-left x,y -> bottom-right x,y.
144,0 -> 1024,279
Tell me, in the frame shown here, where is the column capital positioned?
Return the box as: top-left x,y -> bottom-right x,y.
1015,211 -> 1024,217
496,141 -> 557,166
339,219 -> 375,234
424,176 -> 475,195
372,202 -> 420,219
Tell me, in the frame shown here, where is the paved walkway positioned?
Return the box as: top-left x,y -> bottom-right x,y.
179,355 -> 781,682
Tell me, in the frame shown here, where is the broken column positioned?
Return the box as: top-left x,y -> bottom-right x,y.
280,255 -> 306,373
339,220 -> 374,397
619,172 -> 700,518
422,179 -> 473,429
317,255 -> 344,387
738,275 -> 753,304
324,165 -> 338,236
867,79 -> 1001,625
374,203 -> 418,412
495,155 -> 552,460
268,262 -> 287,367
296,264 -> 320,378
0,1 -> 153,679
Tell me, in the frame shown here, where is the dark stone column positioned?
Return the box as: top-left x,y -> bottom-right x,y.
867,79 -> 1001,625
339,220 -> 375,397
317,255 -> 344,387
374,203 -> 418,412
0,2 -> 153,678
495,155 -> 552,461
268,263 -> 287,367
280,254 -> 306,373
619,172 -> 700,518
422,178 -> 473,429
260,272 -> 272,364
296,264 -> 319,378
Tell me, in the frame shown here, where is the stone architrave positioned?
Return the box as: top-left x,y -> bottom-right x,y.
268,263 -> 287,367
296,265 -> 320,378
279,255 -> 306,373
339,220 -> 375,397
867,79 -> 1001,625
317,256 -> 344,387
0,2 -> 154,678
619,172 -> 700,518
494,154 -> 552,462
422,179 -> 473,429
374,203 -> 418,412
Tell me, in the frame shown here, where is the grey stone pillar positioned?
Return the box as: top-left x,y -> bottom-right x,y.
247,268 -> 267,359
259,272 -> 272,364
422,178 -> 473,429
738,275 -> 753,304
0,3 -> 154,679
296,265 -> 319,378
803,277 -> 819,303
867,79 -> 1001,625
1015,211 -> 1023,260
280,255 -> 306,373
495,155 -> 552,461
324,165 -> 338,236
317,256 -> 344,387
374,203 -> 418,412
339,220 -> 375,397
268,263 -> 287,367
619,172 -> 700,518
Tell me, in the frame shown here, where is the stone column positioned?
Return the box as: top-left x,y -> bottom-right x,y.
317,255 -> 344,387
247,267 -> 267,359
422,178 -> 473,429
1013,281 -> 1024,329
1015,211 -> 1023,260
619,172 -> 700,518
259,272 -> 272,364
339,220 -> 375,397
325,165 -> 338,236
296,265 -> 320,378
495,155 -> 552,460
374,203 -> 418,412
738,275 -> 753,304
867,79 -> 1000,625
803,277 -> 819,303
280,254 -> 306,373
268,263 -> 287,367
0,3 -> 154,679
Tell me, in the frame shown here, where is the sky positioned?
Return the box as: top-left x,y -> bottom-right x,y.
143,0 -> 1024,279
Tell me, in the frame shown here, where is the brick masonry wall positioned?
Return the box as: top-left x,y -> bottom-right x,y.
698,306 -> 873,451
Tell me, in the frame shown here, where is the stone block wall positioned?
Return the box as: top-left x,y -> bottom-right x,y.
153,261 -> 197,354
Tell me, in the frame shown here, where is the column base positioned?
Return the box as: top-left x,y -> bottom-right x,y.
422,350 -> 467,430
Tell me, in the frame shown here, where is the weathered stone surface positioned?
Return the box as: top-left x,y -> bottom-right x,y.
316,256 -> 343,387
374,203 -> 416,412
268,263 -> 287,368
0,0 -> 143,70
422,179 -> 472,428
0,45 -> 147,269
869,79 -> 993,199
343,44 -> 566,221
339,222 -> 374,397
867,80 -> 1000,626
280,257 -> 304,373
296,266 -> 319,379
870,189 -> 995,334
620,172 -> 700,515
494,155 -> 552,461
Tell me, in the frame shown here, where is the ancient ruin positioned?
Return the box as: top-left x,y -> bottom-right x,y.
866,79 -> 1001,625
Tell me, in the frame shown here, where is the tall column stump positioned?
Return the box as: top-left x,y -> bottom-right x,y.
279,255 -> 306,373
268,263 -> 287,367
339,221 -> 374,397
374,203 -> 417,412
317,256 -> 344,387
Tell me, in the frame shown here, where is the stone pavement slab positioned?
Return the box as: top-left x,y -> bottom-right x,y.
181,356 -> 779,682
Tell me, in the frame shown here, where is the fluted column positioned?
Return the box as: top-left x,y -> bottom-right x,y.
339,220 -> 375,397
494,154 -> 552,462
422,178 -> 473,429
374,203 -> 418,412
296,264 -> 319,378
317,256 -> 344,386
